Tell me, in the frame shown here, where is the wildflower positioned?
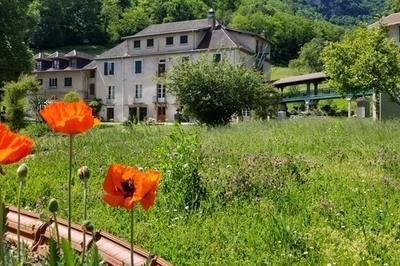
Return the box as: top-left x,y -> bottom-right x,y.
40,100 -> 100,135
0,123 -> 32,165
17,164 -> 28,183
78,166 -> 90,181
102,164 -> 160,210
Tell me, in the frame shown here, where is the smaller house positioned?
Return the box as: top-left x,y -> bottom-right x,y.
33,50 -> 96,100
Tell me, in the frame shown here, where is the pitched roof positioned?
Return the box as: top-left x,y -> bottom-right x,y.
96,41 -> 129,59
273,72 -> 327,88
64,50 -> 94,60
197,26 -> 238,50
123,18 -> 212,39
34,52 -> 51,61
47,51 -> 66,59
82,61 -> 96,70
370,12 -> 400,27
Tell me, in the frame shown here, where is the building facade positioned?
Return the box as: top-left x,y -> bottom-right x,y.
33,50 -> 96,100
95,9 -> 271,122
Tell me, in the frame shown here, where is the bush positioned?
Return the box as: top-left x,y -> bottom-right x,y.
63,91 -> 81,102
158,124 -> 206,211
1,75 -> 41,131
167,56 -> 266,125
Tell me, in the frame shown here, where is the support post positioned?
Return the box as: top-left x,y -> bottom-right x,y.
372,92 -> 378,121
306,83 -> 311,96
346,97 -> 352,118
314,82 -> 318,96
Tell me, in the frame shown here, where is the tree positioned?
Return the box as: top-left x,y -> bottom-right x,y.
112,6 -> 151,39
253,84 -> 279,119
0,0 -> 34,84
389,0 -> 400,13
1,75 -> 41,131
289,38 -> 326,72
167,57 -> 266,125
322,26 -> 400,103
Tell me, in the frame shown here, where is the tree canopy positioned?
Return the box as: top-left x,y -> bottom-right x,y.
167,57 -> 268,125
322,26 -> 400,103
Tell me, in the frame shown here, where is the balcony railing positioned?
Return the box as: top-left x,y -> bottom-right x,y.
106,98 -> 115,105
132,97 -> 144,104
152,96 -> 167,103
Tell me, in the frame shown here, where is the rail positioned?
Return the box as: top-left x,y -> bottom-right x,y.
4,206 -> 171,266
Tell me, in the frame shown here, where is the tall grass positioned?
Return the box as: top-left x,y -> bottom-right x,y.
1,118 -> 400,264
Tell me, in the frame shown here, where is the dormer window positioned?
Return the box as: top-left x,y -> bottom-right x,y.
166,36 -> 174,46
53,60 -> 60,69
134,40 -> 141,49
70,59 -> 78,68
36,61 -> 43,70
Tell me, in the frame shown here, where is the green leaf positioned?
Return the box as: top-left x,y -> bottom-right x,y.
47,238 -> 61,266
61,238 -> 79,266
88,243 -> 100,266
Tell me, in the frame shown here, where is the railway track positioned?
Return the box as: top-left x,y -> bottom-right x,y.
4,207 -> 171,266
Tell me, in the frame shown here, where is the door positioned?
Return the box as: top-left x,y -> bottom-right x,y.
139,107 -> 147,121
158,63 -> 166,76
106,108 -> 114,121
157,106 -> 166,122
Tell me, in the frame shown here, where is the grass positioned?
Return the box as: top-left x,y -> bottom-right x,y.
2,118 -> 400,264
270,66 -> 308,80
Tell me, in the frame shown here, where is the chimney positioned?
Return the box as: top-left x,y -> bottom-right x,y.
208,8 -> 216,30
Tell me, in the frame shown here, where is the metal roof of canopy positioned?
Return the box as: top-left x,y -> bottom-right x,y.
273,72 -> 328,88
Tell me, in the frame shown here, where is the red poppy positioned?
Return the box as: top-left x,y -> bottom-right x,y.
102,164 -> 160,210
0,123 -> 33,165
40,100 -> 100,135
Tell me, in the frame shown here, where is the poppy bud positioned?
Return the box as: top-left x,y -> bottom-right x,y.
82,220 -> 94,232
78,166 -> 90,182
48,198 -> 59,213
17,164 -> 28,183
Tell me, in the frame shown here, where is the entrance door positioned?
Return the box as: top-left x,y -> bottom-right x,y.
106,108 -> 114,121
157,106 -> 166,122
139,107 -> 147,121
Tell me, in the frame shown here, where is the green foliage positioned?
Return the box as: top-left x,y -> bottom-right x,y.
3,119 -> 400,263
2,75 -> 41,131
47,238 -> 61,266
322,26 -> 400,103
29,95 -> 48,122
63,91 -> 81,103
0,0 -> 34,84
88,99 -> 103,117
389,0 -> 400,12
111,6 -> 151,40
167,57 -> 265,125
253,84 -> 280,119
159,124 -> 206,211
230,5 -> 344,65
289,37 -> 327,72
61,238 -> 80,265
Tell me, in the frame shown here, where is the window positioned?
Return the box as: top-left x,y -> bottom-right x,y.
53,60 -> 60,69
241,109 -> 251,117
157,84 -> 166,98
133,40 -> 141,49
180,35 -> 188,44
36,61 -> 42,70
90,69 -> 95,78
37,79 -> 43,85
49,78 -> 57,89
64,77 -> 72,87
104,62 -> 114,75
166,36 -> 174,45
70,59 -> 78,68
147,39 -> 154,48
135,84 -> 143,99
89,84 -> 95,95
214,53 -> 222,63
134,60 -> 142,74
108,86 -> 115,99
182,56 -> 190,62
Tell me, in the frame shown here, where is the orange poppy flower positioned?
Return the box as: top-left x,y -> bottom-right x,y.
40,100 -> 100,135
102,164 -> 160,210
0,123 -> 33,165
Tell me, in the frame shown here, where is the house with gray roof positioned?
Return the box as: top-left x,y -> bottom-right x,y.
95,9 -> 271,122
33,49 -> 96,100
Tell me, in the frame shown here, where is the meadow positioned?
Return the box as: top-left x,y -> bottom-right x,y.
2,118 -> 400,264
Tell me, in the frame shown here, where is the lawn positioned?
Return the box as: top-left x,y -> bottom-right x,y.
2,118 -> 400,264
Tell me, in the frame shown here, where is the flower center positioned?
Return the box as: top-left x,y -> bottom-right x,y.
121,180 -> 135,198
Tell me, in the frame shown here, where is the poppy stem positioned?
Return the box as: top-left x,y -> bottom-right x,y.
68,134 -> 74,243
82,181 -> 88,264
0,190 -> 4,266
53,212 -> 60,246
17,179 -> 23,263
130,208 -> 134,266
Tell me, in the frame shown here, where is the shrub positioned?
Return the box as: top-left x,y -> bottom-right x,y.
1,75 -> 41,131
167,57 -> 266,125
158,124 -> 206,211
63,91 -> 81,102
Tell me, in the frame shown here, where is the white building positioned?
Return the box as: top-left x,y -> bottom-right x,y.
95,9 -> 271,122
